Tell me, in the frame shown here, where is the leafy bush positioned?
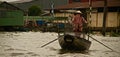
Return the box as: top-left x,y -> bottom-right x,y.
28,5 -> 42,16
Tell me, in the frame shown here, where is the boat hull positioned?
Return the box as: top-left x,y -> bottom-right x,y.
58,34 -> 91,51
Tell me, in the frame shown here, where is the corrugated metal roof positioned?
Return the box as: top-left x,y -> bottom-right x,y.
55,0 -> 120,10
0,2 -> 24,12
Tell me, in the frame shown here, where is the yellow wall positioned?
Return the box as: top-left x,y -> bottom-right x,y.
55,13 -> 70,17
87,12 -> 120,27
54,12 -> 120,27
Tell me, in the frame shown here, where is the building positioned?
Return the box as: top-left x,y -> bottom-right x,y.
0,2 -> 24,30
54,0 -> 120,31
69,0 -> 104,3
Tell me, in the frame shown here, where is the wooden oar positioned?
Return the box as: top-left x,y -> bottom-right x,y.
87,35 -> 116,52
41,38 -> 58,48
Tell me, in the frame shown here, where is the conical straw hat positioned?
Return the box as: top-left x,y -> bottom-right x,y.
75,11 -> 82,14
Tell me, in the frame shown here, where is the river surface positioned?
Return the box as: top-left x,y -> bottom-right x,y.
0,32 -> 120,57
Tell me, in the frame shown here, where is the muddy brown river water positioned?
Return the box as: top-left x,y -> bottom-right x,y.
0,32 -> 120,57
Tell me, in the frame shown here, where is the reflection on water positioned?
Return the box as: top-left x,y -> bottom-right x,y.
0,32 -> 119,57
10,53 -> 24,56
26,52 -> 40,56
59,49 -> 89,55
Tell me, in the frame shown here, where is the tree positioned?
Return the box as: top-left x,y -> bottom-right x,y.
28,5 -> 42,16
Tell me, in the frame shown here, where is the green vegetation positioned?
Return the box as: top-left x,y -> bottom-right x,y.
28,5 -> 42,16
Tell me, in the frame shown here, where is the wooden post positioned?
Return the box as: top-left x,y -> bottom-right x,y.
57,18 -> 60,37
116,8 -> 120,33
64,13 -> 66,36
88,0 -> 92,40
102,0 -> 107,36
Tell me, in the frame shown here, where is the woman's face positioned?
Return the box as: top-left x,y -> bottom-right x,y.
76,14 -> 81,16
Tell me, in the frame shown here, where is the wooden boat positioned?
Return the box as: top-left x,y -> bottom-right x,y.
58,34 -> 91,51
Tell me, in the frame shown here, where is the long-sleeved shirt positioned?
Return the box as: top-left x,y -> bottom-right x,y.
72,14 -> 87,26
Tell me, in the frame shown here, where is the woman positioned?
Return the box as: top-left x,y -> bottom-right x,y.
72,11 -> 87,37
